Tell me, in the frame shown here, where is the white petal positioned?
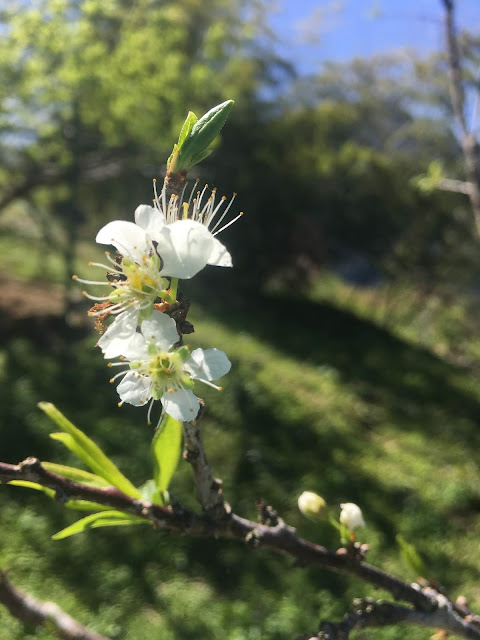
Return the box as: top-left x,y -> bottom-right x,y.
98,310 -> 139,359
96,221 -> 149,263
120,331 -> 149,361
184,348 -> 231,382
208,237 -> 232,268
117,371 -> 152,406
140,310 -> 179,351
161,388 -> 200,421
155,220 -> 214,279
134,205 -> 166,240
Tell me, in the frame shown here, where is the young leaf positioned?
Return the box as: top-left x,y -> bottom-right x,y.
152,414 -> 182,500
7,480 -> 112,512
396,534 -> 427,578
177,111 -> 198,149
42,462 -> 112,488
174,100 -> 234,171
52,511 -> 150,540
40,402 -> 141,498
138,478 -> 159,502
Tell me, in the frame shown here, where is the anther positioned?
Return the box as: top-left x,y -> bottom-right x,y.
72,275 -> 78,280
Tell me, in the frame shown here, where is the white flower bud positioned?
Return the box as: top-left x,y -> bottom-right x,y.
339,503 -> 365,530
298,491 -> 327,521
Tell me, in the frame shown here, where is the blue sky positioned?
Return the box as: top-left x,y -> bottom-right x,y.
268,0 -> 480,75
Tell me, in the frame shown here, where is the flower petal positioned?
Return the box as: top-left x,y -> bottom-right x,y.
155,220 -> 214,279
96,221 -> 149,263
161,388 -> 200,421
120,331 -> 149,361
134,205 -> 166,240
184,348 -> 231,382
208,237 -> 232,268
140,311 -> 179,351
117,371 -> 152,406
98,310 -> 139,359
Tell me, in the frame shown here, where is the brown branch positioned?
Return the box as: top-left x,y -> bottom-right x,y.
442,0 -> 480,232
303,597 -> 480,640
182,410 -> 230,519
438,177 -> 474,195
0,570 -> 108,640
2,458 -> 480,639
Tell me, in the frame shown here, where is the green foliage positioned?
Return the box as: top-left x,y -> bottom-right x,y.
40,402 -> 141,498
169,100 -> 235,172
396,534 -> 426,579
151,414 -> 183,505
52,511 -> 149,541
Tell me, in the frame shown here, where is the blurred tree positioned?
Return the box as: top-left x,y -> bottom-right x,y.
213,51 -> 479,297
0,0 -> 282,299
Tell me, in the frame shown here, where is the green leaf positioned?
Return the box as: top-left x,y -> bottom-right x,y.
396,534 -> 427,578
42,462 -> 112,488
40,402 -> 141,499
175,100 -> 234,171
52,511 -> 150,540
189,148 -> 213,169
8,480 -> 55,499
7,480 -> 111,512
152,414 -> 182,502
177,111 -> 198,149
138,478 -> 158,502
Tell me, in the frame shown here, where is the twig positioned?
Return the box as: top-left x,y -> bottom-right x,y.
0,570 -> 108,640
182,411 -> 230,519
442,0 -> 480,232
305,597 -> 480,640
5,457 -> 480,640
438,177 -> 474,195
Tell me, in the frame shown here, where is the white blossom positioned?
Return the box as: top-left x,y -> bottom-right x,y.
298,491 -> 327,520
74,198 -> 234,357
339,503 -> 365,530
108,310 -> 231,422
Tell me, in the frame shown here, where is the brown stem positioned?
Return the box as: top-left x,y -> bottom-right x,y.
307,597 -> 480,640
163,170 -> 188,203
182,411 -> 230,519
0,570 -> 108,640
442,0 -> 480,233
0,459 -> 443,612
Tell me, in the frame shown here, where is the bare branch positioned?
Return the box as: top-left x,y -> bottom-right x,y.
0,570 -> 108,640
3,458 -> 480,638
0,459 -> 467,624
304,597 -> 480,640
441,0 -> 480,232
442,0 -> 468,135
438,177 -> 474,194
182,411 -> 230,519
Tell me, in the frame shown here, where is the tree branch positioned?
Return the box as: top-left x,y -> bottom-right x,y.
441,0 -> 480,233
438,177 -> 474,194
0,570 -> 109,640
300,597 -> 480,640
4,457 -> 480,640
182,411 -> 230,519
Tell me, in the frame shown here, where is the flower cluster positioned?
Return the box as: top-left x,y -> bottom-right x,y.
75,182 -> 239,423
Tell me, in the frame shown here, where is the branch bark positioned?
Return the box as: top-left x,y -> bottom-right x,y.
307,597 -> 480,640
3,458 -> 480,639
0,570 -> 108,640
182,412 -> 230,519
442,0 -> 480,232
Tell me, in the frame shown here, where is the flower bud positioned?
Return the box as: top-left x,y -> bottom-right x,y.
298,491 -> 327,521
339,503 -> 365,530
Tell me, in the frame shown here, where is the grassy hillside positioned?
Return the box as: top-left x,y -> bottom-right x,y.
1,259 -> 480,639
